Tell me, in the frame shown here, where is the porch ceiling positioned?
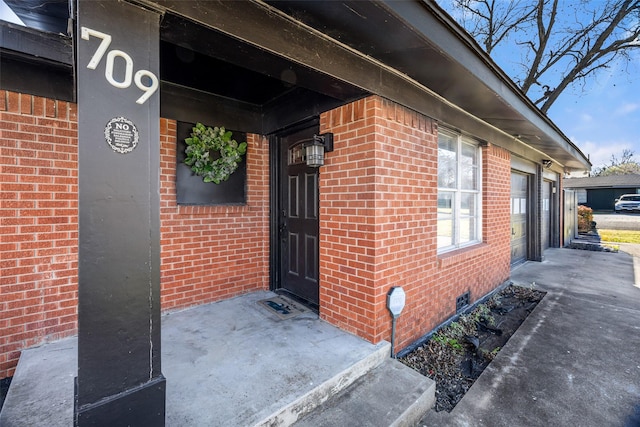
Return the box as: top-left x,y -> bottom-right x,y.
158,12 -> 368,133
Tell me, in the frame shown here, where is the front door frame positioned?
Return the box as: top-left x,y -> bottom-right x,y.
269,118 -> 321,309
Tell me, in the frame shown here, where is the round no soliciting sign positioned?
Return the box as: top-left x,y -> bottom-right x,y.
104,117 -> 139,154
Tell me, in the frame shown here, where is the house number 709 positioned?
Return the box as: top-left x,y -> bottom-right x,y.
81,27 -> 159,105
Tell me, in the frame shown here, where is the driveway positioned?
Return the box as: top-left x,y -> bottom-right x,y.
592,213 -> 640,283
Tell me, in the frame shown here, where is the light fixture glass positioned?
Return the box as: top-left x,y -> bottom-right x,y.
305,142 -> 324,167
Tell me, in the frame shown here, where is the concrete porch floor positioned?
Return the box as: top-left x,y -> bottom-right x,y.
1,290 -> 433,426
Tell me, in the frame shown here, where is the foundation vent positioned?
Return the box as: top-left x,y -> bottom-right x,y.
456,291 -> 470,313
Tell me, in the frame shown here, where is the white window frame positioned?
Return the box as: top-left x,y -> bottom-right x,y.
437,129 -> 482,253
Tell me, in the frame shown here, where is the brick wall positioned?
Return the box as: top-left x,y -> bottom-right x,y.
320,96 -> 512,351
0,93 -> 270,379
0,91 -> 79,379
1,90 -> 511,378
159,119 -> 269,310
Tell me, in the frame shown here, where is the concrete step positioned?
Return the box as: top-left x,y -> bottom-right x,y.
1,338 -> 406,427
255,340 -> 392,426
291,358 -> 436,427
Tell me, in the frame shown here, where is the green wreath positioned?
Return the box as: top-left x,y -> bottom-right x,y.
184,123 -> 247,184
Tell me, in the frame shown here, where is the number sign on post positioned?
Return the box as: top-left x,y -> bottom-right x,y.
80,26 -> 159,105
75,1 -> 165,425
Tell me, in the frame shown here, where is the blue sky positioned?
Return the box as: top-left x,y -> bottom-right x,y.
438,1 -> 640,173
544,62 -> 640,172
488,25 -> 640,174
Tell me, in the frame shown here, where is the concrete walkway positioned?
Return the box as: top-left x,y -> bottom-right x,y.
421,247 -> 640,426
619,243 -> 640,287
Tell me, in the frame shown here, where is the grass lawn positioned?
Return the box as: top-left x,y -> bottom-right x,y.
599,229 -> 640,244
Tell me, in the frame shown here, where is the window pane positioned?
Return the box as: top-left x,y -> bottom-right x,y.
437,192 -> 454,250
438,219 -> 453,249
437,130 -> 481,253
461,167 -> 477,190
461,142 -> 477,190
438,133 -> 457,188
459,217 -> 475,244
461,142 -> 477,164
460,192 -> 476,217
437,192 -> 454,218
511,173 -> 527,192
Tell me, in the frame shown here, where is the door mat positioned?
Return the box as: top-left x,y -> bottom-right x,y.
258,295 -> 307,320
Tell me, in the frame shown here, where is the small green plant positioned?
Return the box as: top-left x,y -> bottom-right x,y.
471,304 -> 495,326
481,347 -> 501,361
432,334 -> 464,352
447,339 -> 463,351
428,299 -> 503,357
447,320 -> 466,338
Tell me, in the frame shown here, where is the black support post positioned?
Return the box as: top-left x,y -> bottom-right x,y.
75,1 -> 165,425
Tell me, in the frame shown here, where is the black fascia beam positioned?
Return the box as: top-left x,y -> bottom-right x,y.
151,0 -> 396,98
148,1 -> 476,128
160,81 -> 264,134
160,82 -> 353,137
261,87 -> 354,135
0,52 -> 74,101
0,21 -> 72,65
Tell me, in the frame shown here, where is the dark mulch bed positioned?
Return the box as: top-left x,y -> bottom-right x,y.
0,377 -> 12,411
400,285 -> 545,412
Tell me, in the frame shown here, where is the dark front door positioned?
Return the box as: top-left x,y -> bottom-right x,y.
277,125 -> 320,306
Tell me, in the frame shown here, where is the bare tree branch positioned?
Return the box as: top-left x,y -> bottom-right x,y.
520,0 -> 558,94
442,0 -> 640,113
451,0 -> 537,53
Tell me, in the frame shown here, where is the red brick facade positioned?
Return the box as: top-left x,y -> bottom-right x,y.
0,93 -> 269,378
1,91 -> 513,379
0,91 -> 79,379
158,119 -> 270,310
319,97 -> 511,350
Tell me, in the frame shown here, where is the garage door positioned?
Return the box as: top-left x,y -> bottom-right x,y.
511,172 -> 529,265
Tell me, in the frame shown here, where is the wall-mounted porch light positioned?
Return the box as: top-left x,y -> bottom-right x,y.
304,133 -> 334,167
542,159 -> 553,169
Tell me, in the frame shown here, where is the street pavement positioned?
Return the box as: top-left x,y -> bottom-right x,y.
594,213 -> 640,231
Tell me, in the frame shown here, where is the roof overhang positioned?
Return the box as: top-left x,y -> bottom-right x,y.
1,0 -> 591,172
147,0 -> 590,172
